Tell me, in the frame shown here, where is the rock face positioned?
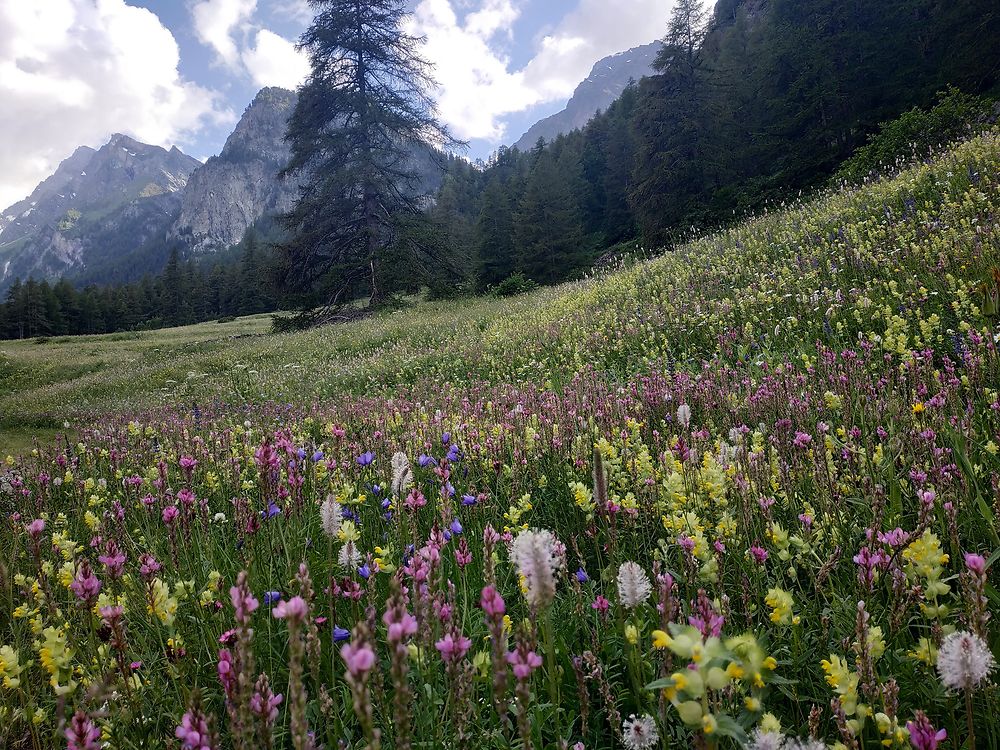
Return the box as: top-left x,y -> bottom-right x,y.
171,87 -> 298,253
513,42 -> 662,151
0,136 -> 201,289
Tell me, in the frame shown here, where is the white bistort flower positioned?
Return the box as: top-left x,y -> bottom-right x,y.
747,729 -> 786,750
617,561 -> 652,609
391,451 -> 412,496
936,630 -> 996,691
622,714 -> 658,750
677,403 -> 692,429
320,495 -> 342,539
338,540 -> 361,569
510,528 -> 563,608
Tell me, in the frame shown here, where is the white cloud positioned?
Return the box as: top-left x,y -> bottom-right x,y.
190,0 -> 307,90
191,0 -> 257,68
242,28 -> 309,89
0,0 -> 229,209
409,0 -> 673,143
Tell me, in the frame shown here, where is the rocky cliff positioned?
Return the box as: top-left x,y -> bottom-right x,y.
171,87 -> 298,253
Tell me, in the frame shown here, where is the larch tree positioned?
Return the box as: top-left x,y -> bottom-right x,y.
279,0 -> 459,319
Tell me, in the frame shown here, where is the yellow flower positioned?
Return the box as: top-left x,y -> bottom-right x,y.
0,646 -> 24,689
651,629 -> 671,649
624,624 -> 638,645
912,402 -> 925,414
765,587 -> 797,625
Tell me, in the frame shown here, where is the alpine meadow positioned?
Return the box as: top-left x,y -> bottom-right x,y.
2,1 -> 1000,750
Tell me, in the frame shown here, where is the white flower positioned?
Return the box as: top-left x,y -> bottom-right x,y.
622,714 -> 658,750
510,528 -> 563,608
936,630 -> 996,691
212,512 -> 227,524
320,495 -> 342,539
677,403 -> 691,429
747,730 -> 786,750
616,562 -> 652,609
391,451 -> 412,496
338,540 -> 361,569
785,740 -> 826,750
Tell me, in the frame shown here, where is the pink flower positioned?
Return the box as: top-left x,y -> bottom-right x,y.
965,553 -> 987,576
272,595 -> 308,621
70,560 -> 102,604
217,649 -> 236,698
98,540 -> 126,579
591,595 -> 610,613
66,710 -> 101,750
404,488 -> 427,510
230,574 -> 259,624
749,545 -> 768,564
162,505 -> 179,525
26,518 -> 46,538
906,711 -> 947,750
506,647 -> 543,679
341,642 -> 376,677
435,631 -> 472,662
455,537 -> 473,567
793,431 -> 812,448
383,608 -> 418,643
480,585 -> 506,617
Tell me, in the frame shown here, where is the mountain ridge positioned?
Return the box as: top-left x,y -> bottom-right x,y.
513,42 -> 662,151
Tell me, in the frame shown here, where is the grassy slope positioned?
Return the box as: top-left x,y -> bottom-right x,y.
1,131 -> 998,450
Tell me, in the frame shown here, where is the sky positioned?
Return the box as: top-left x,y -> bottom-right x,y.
0,0 -> 673,210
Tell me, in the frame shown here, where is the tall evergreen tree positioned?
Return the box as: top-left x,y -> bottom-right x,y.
280,0 -> 459,317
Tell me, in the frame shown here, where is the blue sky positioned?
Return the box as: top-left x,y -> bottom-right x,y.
0,0 -> 672,208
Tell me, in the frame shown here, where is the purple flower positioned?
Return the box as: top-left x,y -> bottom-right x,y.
263,591 -> 282,606
906,711 -> 947,750
449,519 -> 463,535
461,494 -> 477,506
312,450 -> 324,462
356,451 -> 375,466
575,567 -> 589,583
332,625 -> 351,642
261,502 -> 281,519
418,454 -> 436,467
358,565 -> 371,580
441,432 -> 451,444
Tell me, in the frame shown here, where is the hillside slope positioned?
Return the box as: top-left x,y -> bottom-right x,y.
1,130 -> 997,430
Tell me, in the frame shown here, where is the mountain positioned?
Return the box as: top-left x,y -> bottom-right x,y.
513,42 -> 662,151
0,136 -> 201,290
170,87 -> 298,254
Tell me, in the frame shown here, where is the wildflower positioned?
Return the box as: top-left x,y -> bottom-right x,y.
65,710 -> 102,750
250,673 -> 283,728
175,698 -> 218,750
617,561 -> 652,609
936,630 -> 995,691
98,540 -> 126,579
390,451 -> 412,496
506,645 -> 542,679
338,540 -> 361,569
747,729 -> 785,750
749,545 -> 769,564
341,641 -> 376,678
0,646 -> 24,688
356,451 -> 375,467
70,560 -> 102,606
651,630 -> 671,649
591,595 -> 610,613
320,496 -> 342,538
765,588 -> 799,625
333,626 -> 351,642
230,573 -> 259,625
677,404 -> 691,429
272,596 -> 308,622
575,567 -> 589,583
625,623 -> 639,644
509,528 -> 563,608
622,714 -> 659,750
436,630 -> 472,662
906,710 -> 947,750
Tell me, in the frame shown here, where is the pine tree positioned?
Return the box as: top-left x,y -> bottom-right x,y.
280,0 -> 458,318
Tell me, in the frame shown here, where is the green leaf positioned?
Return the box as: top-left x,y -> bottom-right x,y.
712,714 -> 750,744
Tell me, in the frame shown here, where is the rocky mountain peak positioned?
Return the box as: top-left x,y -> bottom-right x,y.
513,41 -> 662,151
